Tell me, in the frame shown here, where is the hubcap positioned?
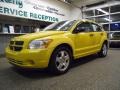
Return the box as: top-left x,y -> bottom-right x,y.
102,44 -> 107,56
55,50 -> 70,71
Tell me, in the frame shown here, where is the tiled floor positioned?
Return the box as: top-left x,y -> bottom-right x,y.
0,50 -> 120,90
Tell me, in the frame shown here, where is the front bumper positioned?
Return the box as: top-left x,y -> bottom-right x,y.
5,48 -> 51,68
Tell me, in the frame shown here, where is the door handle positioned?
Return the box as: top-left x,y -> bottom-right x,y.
100,33 -> 103,36
89,34 -> 94,37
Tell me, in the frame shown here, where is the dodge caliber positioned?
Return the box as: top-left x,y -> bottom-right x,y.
5,20 -> 108,74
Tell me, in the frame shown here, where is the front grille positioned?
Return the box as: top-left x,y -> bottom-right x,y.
9,41 -> 24,51
9,59 -> 23,65
14,46 -> 23,51
10,46 -> 14,50
15,41 -> 24,45
10,41 -> 14,45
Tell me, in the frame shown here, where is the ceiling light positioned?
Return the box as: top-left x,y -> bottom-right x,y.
97,8 -> 109,15
58,0 -> 71,4
104,18 -> 112,22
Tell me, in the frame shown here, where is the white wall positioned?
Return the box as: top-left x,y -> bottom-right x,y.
39,0 -> 83,20
41,0 -> 83,20
0,0 -> 72,22
35,0 -> 71,21
69,5 -> 82,20
46,0 -> 82,20
0,0 -> 86,22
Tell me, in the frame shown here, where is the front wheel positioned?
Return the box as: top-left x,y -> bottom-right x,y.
48,47 -> 72,75
98,43 -> 108,57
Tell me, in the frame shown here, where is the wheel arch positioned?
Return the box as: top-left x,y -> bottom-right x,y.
48,43 -> 74,66
103,40 -> 108,47
51,43 -> 73,57
48,43 -> 73,74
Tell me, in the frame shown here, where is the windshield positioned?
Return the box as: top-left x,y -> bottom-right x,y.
43,20 -> 76,31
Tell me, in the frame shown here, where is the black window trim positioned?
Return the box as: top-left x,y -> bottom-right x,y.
73,21 -> 94,33
90,22 -> 103,32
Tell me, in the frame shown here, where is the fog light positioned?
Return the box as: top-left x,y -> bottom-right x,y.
27,60 -> 35,65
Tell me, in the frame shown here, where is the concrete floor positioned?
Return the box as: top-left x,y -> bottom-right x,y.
0,49 -> 120,90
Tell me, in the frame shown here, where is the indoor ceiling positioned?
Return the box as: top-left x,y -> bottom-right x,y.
59,0 -> 120,8
84,4 -> 120,24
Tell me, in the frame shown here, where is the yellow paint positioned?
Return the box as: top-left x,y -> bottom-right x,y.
5,20 -> 108,68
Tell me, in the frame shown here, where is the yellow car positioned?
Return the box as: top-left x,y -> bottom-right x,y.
5,20 -> 108,74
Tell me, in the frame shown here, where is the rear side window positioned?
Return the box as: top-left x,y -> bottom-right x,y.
91,23 -> 103,32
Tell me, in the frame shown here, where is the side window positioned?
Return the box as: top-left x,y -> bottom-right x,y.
14,25 -> 21,33
75,22 -> 93,33
0,23 -> 2,33
91,23 -> 102,32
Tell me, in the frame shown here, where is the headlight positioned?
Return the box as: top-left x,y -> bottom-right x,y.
29,39 -> 52,49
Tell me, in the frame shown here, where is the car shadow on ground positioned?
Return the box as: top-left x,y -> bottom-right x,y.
71,54 -> 98,68
11,54 -> 99,78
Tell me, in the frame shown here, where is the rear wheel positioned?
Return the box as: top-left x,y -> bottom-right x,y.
98,43 -> 108,57
48,46 -> 72,75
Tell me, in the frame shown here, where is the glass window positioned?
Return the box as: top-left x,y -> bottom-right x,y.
41,25 -> 47,29
91,23 -> 102,32
22,26 -> 30,33
34,27 -> 41,32
31,26 -> 36,33
44,20 -> 76,31
83,10 -> 94,17
75,22 -> 93,32
110,13 -> 120,22
0,23 -> 2,33
14,25 -> 21,33
103,24 -> 109,31
110,32 -> 120,40
111,5 -> 120,13
3,24 -> 13,33
110,23 -> 120,31
95,15 -> 109,23
95,7 -> 109,16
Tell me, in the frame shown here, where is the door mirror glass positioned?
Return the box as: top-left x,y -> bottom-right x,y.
73,27 -> 86,33
77,27 -> 86,32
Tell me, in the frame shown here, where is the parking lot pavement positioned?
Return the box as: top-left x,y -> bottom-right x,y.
0,49 -> 120,90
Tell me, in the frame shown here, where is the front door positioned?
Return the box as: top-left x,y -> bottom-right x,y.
73,22 -> 95,58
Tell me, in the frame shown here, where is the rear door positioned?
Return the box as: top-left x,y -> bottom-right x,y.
90,23 -> 104,50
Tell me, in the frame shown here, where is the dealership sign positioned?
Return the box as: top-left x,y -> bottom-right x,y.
0,0 -> 69,22
0,6 -> 59,22
0,0 -> 23,8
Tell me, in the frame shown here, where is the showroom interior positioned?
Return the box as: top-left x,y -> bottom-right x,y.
0,0 -> 120,90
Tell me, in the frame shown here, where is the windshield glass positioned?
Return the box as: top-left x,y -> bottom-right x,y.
43,20 -> 76,31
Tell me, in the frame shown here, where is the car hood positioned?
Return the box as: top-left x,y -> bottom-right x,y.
13,31 -> 66,41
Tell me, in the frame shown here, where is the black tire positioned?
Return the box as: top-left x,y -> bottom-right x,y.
48,46 -> 72,75
98,43 -> 108,57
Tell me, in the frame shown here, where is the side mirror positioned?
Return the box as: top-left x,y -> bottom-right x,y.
73,27 -> 86,34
